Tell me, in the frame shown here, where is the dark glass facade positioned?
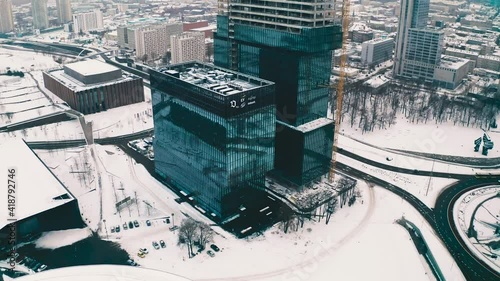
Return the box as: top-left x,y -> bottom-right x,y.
274,121 -> 334,186
151,66 -> 276,219
214,15 -> 341,185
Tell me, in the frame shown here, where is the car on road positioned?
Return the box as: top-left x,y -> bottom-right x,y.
123,223 -> 128,230
152,241 -> 160,250
210,244 -> 220,252
137,252 -> 145,258
166,218 -> 170,224
115,225 -> 120,233
32,262 -> 42,271
146,220 -> 151,226
128,221 -> 134,229
207,250 -> 215,257
37,265 -> 47,272
386,157 -> 393,161
159,240 -> 166,248
133,220 -> 140,228
139,248 -> 148,254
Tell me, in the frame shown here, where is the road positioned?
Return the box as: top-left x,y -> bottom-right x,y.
434,178 -> 500,281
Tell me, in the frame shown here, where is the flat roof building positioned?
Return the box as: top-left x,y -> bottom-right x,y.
151,61 -> 275,220
361,38 -> 394,66
43,60 -> 144,114
0,140 -> 82,246
433,56 -> 471,89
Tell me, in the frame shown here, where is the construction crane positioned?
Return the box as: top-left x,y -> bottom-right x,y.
328,0 -> 351,183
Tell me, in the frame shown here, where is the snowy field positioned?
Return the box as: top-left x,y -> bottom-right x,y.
0,119 -> 83,142
33,145 -> 464,281
340,114 -> 500,158
454,186 -> 500,271
0,45 -> 59,71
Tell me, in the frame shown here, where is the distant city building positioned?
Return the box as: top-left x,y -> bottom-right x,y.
56,0 -> 72,24
118,22 -> 183,54
32,0 -> 49,30
361,38 -> 394,66
73,10 -> 103,33
0,0 -> 14,33
43,60 -> 144,114
214,0 -> 341,185
476,55 -> 500,72
349,22 -> 374,43
434,56 -> 471,89
394,0 -> 445,82
0,140 -> 82,248
170,32 -> 205,64
151,62 -> 276,220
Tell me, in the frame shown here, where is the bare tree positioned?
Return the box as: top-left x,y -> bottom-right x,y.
178,218 -> 198,258
197,222 -> 214,250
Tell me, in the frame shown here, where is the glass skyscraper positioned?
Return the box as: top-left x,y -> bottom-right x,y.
214,0 -> 342,186
151,62 -> 276,219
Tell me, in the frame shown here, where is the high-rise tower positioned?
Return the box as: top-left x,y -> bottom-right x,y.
32,0 -> 49,30
56,0 -> 72,24
0,0 -> 14,33
393,0 -> 443,81
214,0 -> 342,186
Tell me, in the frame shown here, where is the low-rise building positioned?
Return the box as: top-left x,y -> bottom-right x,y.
42,60 -> 144,114
361,38 -> 394,66
476,55 -> 500,72
433,56 -> 471,89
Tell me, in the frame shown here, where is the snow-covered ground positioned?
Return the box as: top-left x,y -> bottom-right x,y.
454,186 -> 500,271
0,46 -> 59,71
340,114 -> 500,158
338,152 -> 458,208
0,120 -> 84,142
35,228 -> 93,250
34,146 -> 464,281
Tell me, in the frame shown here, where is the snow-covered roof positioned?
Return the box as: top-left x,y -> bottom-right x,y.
296,117 -> 334,133
64,60 -> 120,77
0,140 -> 75,230
5,265 -> 192,281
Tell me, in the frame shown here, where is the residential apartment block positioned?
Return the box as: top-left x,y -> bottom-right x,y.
170,32 -> 205,64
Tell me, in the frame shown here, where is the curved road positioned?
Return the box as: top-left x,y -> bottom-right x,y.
434,178 -> 500,281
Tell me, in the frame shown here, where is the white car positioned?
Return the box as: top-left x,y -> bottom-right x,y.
139,248 -> 149,254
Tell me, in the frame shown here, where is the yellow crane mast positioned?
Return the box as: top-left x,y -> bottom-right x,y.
328,0 -> 351,182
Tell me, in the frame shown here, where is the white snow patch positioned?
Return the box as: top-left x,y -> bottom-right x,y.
35,228 -> 93,250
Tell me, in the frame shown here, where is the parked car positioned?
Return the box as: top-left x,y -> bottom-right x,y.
111,227 -> 115,233
146,220 -> 151,226
37,264 -> 47,272
386,156 -> 393,161
32,262 -> 42,271
207,250 -> 215,257
133,220 -> 140,228
152,241 -> 160,250
137,252 -> 145,258
210,244 -> 220,252
139,248 -> 148,254
159,240 -> 166,248
127,259 -> 137,266
123,223 -> 128,230
129,221 -> 134,229
115,225 -> 120,233
166,218 -> 170,224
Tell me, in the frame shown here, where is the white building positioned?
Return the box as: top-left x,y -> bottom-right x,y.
73,10 -> 103,33
361,38 -> 394,66
133,23 -> 183,60
170,32 -> 205,64
0,0 -> 14,33
32,0 -> 49,30
433,56 -> 471,89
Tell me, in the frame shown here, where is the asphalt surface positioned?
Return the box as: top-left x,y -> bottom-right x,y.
434,178 -> 500,281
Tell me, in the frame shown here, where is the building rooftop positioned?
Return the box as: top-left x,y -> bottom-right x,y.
296,117 -> 333,133
157,61 -> 273,96
64,60 -> 120,77
438,56 -> 470,70
478,55 -> 500,61
0,140 -> 75,231
446,47 -> 479,56
46,67 -> 137,92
